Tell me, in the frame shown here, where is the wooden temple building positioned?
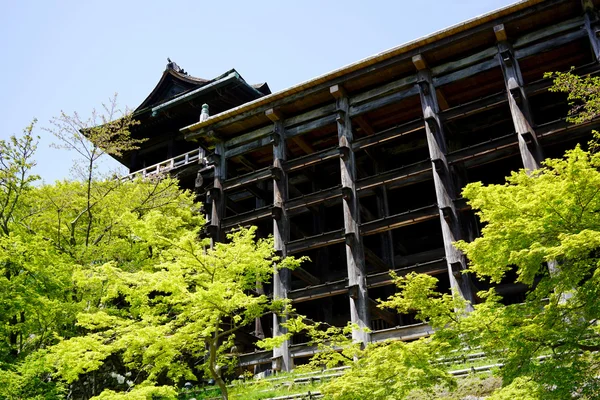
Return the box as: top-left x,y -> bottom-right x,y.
116,0 -> 600,372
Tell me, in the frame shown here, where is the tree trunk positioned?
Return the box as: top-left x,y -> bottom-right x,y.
208,341 -> 228,400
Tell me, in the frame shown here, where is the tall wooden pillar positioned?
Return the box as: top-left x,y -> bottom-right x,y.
208,141 -> 226,245
331,85 -> 371,344
495,24 -> 543,172
266,108 -> 292,372
413,55 -> 475,309
583,0 -> 600,62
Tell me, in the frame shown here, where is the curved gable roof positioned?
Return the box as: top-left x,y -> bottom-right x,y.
135,61 -> 209,112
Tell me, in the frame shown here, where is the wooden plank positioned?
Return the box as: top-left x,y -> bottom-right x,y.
514,29 -> 587,60
225,136 -> 271,158
513,16 -> 583,49
285,147 -> 339,172
285,114 -> 338,139
289,278 -> 349,303
223,167 -> 271,190
353,119 -> 424,151
289,258 -> 447,303
349,86 -> 420,116
356,159 -> 432,191
441,91 -> 506,122
433,58 -> 499,87
286,186 -> 343,212
447,133 -> 517,166
360,204 -> 439,236
221,206 -> 272,230
367,258 -> 448,288
286,229 -> 345,254
350,75 -> 417,105
432,47 -> 498,77
284,103 -> 337,128
225,125 -> 272,148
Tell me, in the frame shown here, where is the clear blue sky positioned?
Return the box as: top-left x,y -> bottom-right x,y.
1,0 -> 516,182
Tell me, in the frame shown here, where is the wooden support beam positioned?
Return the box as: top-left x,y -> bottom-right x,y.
292,267 -> 321,286
221,206 -> 272,230
369,298 -> 397,326
415,66 -> 475,308
353,119 -> 424,151
360,204 -> 440,236
583,1 -> 600,62
436,88 -> 450,111
285,147 -> 339,172
208,143 -> 226,244
367,258 -> 447,288
364,247 -> 391,272
288,258 -> 447,303
356,159 -> 432,192
286,186 -> 343,212
447,133 -> 518,167
354,115 -> 376,136
331,85 -> 370,345
292,137 -> 315,154
441,91 -> 506,122
287,229 -> 345,254
495,25 -> 543,172
223,167 -> 272,190
269,109 -> 292,372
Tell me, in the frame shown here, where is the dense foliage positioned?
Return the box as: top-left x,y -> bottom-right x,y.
0,108 -> 301,400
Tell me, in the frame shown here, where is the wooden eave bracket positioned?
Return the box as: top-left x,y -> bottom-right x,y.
412,54 -> 428,71
330,84 -> 347,100
494,24 -> 508,42
266,108 -> 283,122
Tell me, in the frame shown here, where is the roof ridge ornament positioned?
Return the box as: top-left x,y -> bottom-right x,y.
166,57 -> 187,75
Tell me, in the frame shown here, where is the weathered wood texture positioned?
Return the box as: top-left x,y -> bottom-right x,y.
332,85 -> 371,344
269,110 -> 293,372
208,142 -> 226,244
496,25 -> 543,171
414,57 -> 475,307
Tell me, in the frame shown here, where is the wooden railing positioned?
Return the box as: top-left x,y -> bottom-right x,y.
126,147 -> 206,179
